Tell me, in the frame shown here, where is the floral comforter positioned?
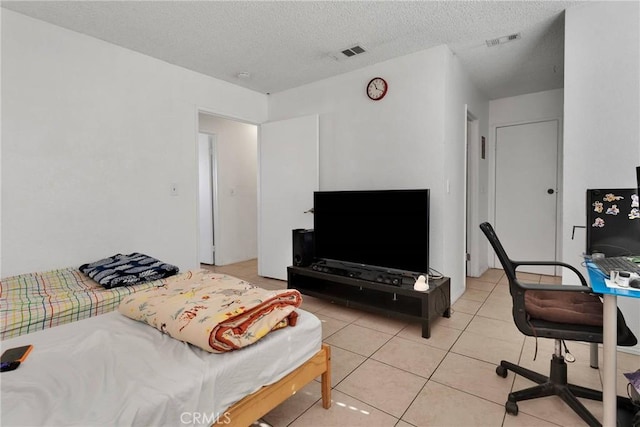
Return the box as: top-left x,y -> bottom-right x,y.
118,270 -> 301,352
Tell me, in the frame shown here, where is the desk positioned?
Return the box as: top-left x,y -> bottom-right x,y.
585,260 -> 640,426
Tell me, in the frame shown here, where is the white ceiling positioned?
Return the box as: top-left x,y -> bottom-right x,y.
1,0 -> 586,99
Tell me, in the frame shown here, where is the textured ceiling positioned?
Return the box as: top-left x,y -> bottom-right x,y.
1,0 -> 585,99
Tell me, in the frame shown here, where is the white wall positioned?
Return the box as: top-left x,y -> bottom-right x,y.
563,1 -> 640,350
269,45 -> 488,301
0,7 -> 3,277
198,114 -> 258,266
444,51 -> 490,286
490,89 -> 564,126
1,10 -> 268,276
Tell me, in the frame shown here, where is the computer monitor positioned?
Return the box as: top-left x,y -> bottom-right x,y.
586,188 -> 640,257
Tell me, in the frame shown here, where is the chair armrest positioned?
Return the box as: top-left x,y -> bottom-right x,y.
512,260 -> 589,287
516,282 -> 598,294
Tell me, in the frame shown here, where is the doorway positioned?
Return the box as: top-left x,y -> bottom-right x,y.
197,112 -> 258,267
198,133 -> 216,265
465,112 -> 480,276
494,120 -> 560,275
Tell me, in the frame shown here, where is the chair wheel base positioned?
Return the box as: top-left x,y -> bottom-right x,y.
496,365 -> 508,378
505,400 -> 518,415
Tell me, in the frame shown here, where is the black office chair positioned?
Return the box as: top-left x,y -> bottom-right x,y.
479,222 -> 637,427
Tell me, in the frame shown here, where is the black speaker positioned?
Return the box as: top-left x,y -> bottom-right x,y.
292,229 -> 314,267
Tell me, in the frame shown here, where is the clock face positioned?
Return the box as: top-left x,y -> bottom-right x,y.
367,77 -> 387,100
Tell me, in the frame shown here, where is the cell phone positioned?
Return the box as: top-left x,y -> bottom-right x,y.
0,361 -> 21,372
1,345 -> 33,364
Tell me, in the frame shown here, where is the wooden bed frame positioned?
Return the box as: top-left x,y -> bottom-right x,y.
216,344 -> 332,426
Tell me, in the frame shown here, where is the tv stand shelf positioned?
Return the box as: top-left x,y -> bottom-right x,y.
287,266 -> 450,339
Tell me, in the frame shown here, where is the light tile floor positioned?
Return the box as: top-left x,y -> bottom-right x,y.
205,260 -> 640,427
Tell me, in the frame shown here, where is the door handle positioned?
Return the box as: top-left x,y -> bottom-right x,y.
304,208 -> 314,214
547,189 -> 555,194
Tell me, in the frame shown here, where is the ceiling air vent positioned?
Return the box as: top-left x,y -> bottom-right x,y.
341,45 -> 366,57
485,32 -> 521,47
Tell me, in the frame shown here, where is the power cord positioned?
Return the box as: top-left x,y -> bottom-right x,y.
428,267 -> 444,280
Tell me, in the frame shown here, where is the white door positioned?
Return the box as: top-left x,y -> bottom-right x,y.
495,120 -> 559,275
258,115 -> 319,280
198,133 -> 216,265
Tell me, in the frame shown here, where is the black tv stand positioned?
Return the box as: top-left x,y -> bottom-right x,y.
287,265 -> 450,339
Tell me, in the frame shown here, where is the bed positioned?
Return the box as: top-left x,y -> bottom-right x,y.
0,308 -> 331,426
0,266 -> 174,340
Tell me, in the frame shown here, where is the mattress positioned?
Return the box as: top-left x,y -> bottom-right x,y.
0,308 -> 322,427
0,267 -> 164,340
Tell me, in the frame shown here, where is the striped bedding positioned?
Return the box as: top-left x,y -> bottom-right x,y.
0,268 -> 170,340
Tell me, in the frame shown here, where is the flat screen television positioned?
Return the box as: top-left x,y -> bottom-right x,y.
586,188 -> 640,256
313,189 -> 429,273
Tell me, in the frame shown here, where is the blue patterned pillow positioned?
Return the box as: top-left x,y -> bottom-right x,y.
79,253 -> 179,289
